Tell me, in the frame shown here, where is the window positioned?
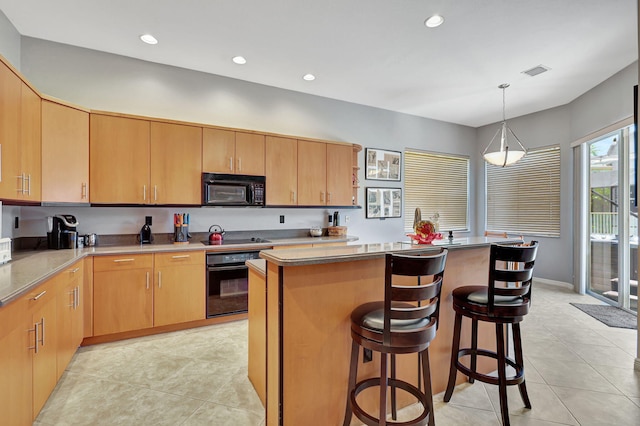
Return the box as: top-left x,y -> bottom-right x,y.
404,150 -> 469,231
486,145 -> 561,236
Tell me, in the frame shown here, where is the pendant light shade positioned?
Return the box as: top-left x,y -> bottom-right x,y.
482,84 -> 527,167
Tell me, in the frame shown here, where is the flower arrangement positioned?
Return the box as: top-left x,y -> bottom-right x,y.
407,220 -> 443,244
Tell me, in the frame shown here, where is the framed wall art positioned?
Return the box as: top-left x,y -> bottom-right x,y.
365,148 -> 401,181
366,187 -> 402,219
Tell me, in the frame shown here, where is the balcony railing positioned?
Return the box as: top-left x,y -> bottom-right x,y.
590,212 -> 638,236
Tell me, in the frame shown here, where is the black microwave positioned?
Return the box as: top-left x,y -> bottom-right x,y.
202,173 -> 265,206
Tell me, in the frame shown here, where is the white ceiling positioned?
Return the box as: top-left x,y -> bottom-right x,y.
0,0 -> 637,127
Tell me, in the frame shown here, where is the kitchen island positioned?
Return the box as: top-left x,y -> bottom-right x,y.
253,237 -> 521,426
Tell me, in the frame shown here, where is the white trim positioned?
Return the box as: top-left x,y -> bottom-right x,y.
570,116 -> 634,147
533,277 -> 574,289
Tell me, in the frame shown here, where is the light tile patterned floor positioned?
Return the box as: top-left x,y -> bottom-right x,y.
36,282 -> 640,425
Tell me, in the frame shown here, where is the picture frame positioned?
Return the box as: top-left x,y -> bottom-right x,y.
366,187 -> 402,219
365,148 -> 401,181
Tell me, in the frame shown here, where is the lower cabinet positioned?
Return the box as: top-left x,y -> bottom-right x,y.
93,251 -> 205,335
0,296 -> 32,426
56,261 -> 84,380
93,254 -> 154,335
30,283 -> 58,419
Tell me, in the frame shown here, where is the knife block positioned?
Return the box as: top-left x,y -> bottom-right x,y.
174,224 -> 189,244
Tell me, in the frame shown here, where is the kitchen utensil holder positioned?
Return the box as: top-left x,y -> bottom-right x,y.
174,224 -> 189,244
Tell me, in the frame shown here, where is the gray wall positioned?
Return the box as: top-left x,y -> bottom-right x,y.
0,10 -> 19,68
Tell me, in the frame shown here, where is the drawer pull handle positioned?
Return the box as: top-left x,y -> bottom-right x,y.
32,290 -> 47,300
69,267 -> 80,273
113,258 -> 135,263
171,255 -> 190,259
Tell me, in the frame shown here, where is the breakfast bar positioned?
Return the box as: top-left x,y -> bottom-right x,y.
251,237 -> 520,426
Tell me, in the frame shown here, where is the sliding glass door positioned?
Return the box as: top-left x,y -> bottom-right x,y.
586,125 -> 636,311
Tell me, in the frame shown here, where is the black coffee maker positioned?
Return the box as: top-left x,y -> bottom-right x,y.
138,216 -> 154,244
47,215 -> 79,249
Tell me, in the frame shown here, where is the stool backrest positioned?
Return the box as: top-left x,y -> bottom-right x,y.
487,241 -> 538,313
383,249 -> 448,345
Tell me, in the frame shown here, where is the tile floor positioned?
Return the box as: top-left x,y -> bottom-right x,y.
35,282 -> 640,425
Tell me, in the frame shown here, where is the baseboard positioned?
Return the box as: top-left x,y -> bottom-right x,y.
534,277 -> 574,289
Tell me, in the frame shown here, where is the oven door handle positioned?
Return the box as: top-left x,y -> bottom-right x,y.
208,264 -> 247,272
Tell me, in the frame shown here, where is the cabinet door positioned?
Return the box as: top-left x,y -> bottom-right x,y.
154,251 -> 205,327
56,262 -> 83,380
42,101 -> 89,203
0,62 -> 21,199
19,83 -> 41,202
30,290 -> 57,419
235,132 -> 265,176
0,298 -> 32,426
154,264 -> 205,327
297,140 -> 326,205
150,122 -> 202,204
326,144 -> 353,206
94,268 -> 153,335
202,128 -> 235,173
90,114 -> 150,204
266,136 -> 298,205
83,257 -> 94,338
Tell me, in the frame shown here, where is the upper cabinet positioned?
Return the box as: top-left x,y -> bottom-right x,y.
150,122 -> 202,204
203,129 -> 265,176
0,61 -> 41,202
41,100 -> 89,203
90,114 -> 150,204
266,136 -> 298,205
297,140 -> 326,205
90,114 -> 203,205
326,143 -> 353,206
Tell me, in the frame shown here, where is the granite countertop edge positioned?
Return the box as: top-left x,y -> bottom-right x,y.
0,235 -> 358,307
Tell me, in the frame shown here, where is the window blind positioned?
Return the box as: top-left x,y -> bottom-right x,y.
404,150 -> 469,231
486,145 -> 561,237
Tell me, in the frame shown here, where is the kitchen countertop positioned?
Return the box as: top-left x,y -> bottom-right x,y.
0,235 -> 357,307
260,236 -> 523,267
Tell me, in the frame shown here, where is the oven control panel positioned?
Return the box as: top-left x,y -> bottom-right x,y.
207,251 -> 261,266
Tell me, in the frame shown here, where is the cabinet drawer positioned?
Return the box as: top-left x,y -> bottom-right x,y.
155,251 -> 204,267
24,278 -> 57,313
57,261 -> 84,281
93,254 -> 153,272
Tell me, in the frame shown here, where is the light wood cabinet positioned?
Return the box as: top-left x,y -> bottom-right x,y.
27,279 -> 58,419
327,143 -> 353,206
42,100 -> 89,203
19,83 -> 42,202
0,296 -> 32,426
90,114 -> 150,204
150,122 -> 202,204
153,251 -> 205,327
203,129 -> 265,176
0,61 -> 41,202
266,136 -> 298,205
297,140 -> 327,205
93,252 -> 205,335
93,254 -> 154,335
56,261 -> 84,380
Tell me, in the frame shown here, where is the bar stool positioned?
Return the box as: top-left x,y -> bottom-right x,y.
343,249 -> 448,426
443,242 -> 538,426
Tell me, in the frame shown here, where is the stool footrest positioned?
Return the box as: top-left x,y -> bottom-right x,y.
351,377 -> 430,426
455,348 -> 525,386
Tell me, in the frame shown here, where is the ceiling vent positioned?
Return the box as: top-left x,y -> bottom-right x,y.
522,65 -> 550,77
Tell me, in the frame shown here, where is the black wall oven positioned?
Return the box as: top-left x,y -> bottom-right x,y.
206,251 -> 260,317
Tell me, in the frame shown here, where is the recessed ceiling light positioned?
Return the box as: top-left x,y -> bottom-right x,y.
232,56 -> 247,65
140,34 -> 158,45
424,15 -> 444,28
303,74 -> 316,81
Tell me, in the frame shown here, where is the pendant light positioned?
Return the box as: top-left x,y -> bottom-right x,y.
482,83 -> 527,167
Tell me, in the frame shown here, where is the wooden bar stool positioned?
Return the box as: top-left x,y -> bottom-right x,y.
443,242 -> 538,426
343,249 -> 448,426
